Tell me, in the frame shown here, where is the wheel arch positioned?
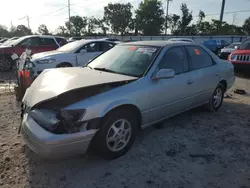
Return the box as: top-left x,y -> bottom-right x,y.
100,102 -> 142,129
56,62 -> 73,67
219,80 -> 227,91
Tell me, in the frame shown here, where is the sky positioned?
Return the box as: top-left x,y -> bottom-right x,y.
0,0 -> 250,33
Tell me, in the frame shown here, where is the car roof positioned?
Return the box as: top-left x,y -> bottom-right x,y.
118,40 -> 194,47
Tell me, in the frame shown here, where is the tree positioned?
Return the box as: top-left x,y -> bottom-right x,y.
87,16 -> 99,34
167,14 -> 180,34
0,25 -> 9,37
104,3 -> 133,35
38,24 -> 50,35
55,26 -> 69,37
135,0 -> 164,35
65,16 -> 87,36
242,17 -> 250,35
11,25 -> 32,36
178,3 -> 193,35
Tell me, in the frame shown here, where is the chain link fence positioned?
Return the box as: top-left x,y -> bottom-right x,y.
0,70 -> 17,95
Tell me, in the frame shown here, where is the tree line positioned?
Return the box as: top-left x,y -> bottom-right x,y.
0,0 -> 250,37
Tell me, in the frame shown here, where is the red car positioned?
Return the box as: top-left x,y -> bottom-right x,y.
0,35 -> 67,71
229,38 -> 250,70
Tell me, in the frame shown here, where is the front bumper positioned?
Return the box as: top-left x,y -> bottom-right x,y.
21,113 -> 97,158
231,62 -> 250,70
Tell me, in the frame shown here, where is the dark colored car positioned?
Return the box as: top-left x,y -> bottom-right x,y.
229,38 -> 250,70
0,35 -> 67,71
218,42 -> 241,60
203,39 -> 229,55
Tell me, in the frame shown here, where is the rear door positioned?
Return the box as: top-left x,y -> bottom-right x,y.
185,46 -> 220,105
76,42 -> 101,66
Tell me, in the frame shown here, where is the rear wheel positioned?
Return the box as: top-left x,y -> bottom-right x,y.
206,83 -> 225,112
93,108 -> 139,159
57,62 -> 72,68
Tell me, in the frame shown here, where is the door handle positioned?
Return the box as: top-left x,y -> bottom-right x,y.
215,73 -> 219,76
187,79 -> 194,85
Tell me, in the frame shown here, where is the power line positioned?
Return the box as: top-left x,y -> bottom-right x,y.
194,9 -> 250,17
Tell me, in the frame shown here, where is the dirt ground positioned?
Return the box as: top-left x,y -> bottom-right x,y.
0,75 -> 250,188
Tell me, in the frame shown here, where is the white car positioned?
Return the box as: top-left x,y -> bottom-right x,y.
168,38 -> 195,43
30,39 -> 117,75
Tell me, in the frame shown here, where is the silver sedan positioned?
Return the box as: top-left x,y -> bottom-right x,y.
21,41 -> 235,159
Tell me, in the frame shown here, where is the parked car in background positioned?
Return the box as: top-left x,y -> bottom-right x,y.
168,38 -> 195,43
1,37 -> 19,46
229,38 -> 250,70
0,35 -> 67,71
29,39 -> 117,76
203,39 -> 229,55
218,42 -> 241,60
21,41 -> 235,159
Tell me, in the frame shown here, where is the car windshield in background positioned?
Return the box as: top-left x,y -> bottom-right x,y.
57,40 -> 84,52
88,45 -> 160,77
227,43 -> 240,48
239,40 -> 250,50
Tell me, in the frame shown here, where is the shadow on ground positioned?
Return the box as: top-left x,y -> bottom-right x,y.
23,98 -> 250,188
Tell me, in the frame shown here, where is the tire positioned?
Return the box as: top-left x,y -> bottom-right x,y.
0,56 -> 13,71
206,83 -> 225,112
93,108 -> 139,159
57,62 -> 72,68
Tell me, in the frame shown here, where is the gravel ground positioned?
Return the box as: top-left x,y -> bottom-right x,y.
0,76 -> 250,188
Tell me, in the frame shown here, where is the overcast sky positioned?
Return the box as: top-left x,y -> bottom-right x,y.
0,0 -> 250,32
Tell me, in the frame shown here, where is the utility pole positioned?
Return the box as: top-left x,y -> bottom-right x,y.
165,0 -> 172,35
68,0 -> 71,35
27,15 -> 30,29
220,0 -> 226,22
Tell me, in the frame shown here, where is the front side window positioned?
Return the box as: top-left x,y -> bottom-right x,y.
88,45 -> 160,77
82,42 -> 99,52
158,47 -> 188,74
186,46 -> 214,70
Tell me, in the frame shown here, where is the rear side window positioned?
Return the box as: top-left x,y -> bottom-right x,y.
56,37 -> 67,46
101,42 -> 115,51
186,46 -> 214,70
158,47 -> 188,74
39,38 -> 56,46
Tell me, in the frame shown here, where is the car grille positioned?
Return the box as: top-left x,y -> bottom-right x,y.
236,55 -> 250,62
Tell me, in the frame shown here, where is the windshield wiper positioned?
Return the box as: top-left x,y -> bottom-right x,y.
93,67 -> 117,73
83,65 -> 93,69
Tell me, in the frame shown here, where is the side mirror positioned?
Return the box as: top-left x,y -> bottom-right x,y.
235,46 -> 238,50
80,49 -> 87,54
152,69 -> 175,80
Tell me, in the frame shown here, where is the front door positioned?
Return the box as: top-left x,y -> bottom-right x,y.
143,46 -> 198,124
76,42 -> 101,66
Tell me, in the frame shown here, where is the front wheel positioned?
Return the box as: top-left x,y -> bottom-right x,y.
93,109 -> 139,159
206,83 -> 225,112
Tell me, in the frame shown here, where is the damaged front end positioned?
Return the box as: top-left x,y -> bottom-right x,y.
21,80 -> 133,134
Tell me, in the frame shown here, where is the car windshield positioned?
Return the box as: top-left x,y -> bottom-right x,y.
227,43 -> 240,49
238,39 -> 250,50
88,45 -> 160,77
57,40 -> 85,52
1,37 -> 19,46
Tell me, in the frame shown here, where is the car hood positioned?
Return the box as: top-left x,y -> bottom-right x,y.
31,50 -> 65,60
231,49 -> 250,55
220,48 -> 234,53
23,67 -> 137,107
